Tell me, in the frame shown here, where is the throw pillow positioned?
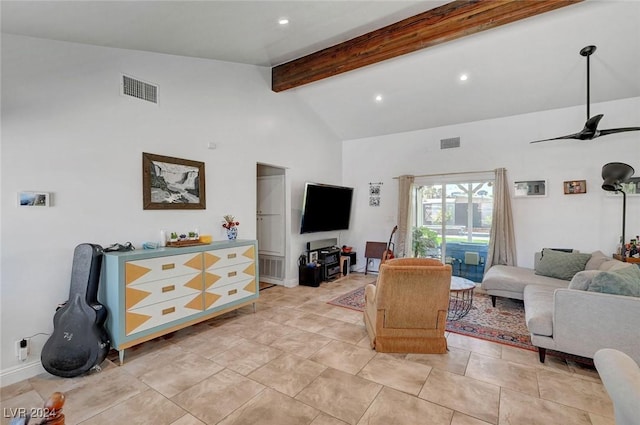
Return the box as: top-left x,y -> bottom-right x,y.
585,250 -> 609,270
588,266 -> 640,297
535,248 -> 592,280
569,270 -> 601,291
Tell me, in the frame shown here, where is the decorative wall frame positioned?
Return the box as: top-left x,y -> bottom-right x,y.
564,180 -> 587,195
18,191 -> 50,207
142,152 -> 206,210
309,251 -> 318,263
622,177 -> 640,195
606,177 -> 640,197
514,180 -> 547,197
369,182 -> 382,207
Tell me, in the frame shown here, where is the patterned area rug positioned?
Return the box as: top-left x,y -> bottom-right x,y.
328,284 -> 533,351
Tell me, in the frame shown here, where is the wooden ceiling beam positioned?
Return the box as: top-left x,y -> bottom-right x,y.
272,0 -> 582,92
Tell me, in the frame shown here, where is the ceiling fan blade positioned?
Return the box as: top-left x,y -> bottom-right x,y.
530,132 -> 584,144
597,127 -> 640,137
584,114 -> 604,131
531,114 -> 605,143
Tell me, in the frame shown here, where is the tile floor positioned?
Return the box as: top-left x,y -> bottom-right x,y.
1,274 -> 615,425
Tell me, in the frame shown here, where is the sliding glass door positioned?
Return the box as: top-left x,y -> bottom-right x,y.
411,174 -> 493,282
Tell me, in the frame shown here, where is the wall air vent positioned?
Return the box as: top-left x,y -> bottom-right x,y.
440,137 -> 460,149
121,75 -> 158,104
259,255 -> 285,280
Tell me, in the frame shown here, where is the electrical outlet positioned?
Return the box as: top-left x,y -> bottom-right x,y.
15,339 -> 29,361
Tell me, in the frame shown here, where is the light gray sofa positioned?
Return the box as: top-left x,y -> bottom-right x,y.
482,249 -> 622,306
483,250 -> 640,363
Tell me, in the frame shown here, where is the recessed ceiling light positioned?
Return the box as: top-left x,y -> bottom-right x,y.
459,74 -> 468,81
278,18 -> 289,25
375,94 -> 383,103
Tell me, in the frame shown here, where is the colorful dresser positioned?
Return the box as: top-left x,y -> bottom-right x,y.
101,240 -> 258,364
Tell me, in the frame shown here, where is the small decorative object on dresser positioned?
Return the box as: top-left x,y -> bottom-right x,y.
222,214 -> 240,240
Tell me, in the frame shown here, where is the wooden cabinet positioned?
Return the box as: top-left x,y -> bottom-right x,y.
102,240 -> 258,363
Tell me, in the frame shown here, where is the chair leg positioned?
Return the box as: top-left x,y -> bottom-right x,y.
538,348 -> 546,363
491,295 -> 497,307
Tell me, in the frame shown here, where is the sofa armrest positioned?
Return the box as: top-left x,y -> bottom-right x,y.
552,289 -> 640,363
594,348 -> 640,425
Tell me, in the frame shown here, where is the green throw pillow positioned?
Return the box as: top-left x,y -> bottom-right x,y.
534,248 -> 591,280
588,266 -> 640,297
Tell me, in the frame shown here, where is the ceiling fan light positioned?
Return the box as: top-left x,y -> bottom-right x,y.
601,162 -> 635,191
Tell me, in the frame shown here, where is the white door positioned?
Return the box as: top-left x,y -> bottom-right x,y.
257,175 -> 285,256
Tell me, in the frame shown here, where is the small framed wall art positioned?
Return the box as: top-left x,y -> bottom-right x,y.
564,180 -> 587,194
18,191 -> 50,207
514,180 -> 547,197
142,152 -> 206,210
369,182 -> 382,207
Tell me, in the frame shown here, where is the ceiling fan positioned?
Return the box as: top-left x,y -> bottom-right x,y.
531,45 -> 640,144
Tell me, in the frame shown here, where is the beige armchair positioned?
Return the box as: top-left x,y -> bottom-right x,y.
363,258 -> 451,353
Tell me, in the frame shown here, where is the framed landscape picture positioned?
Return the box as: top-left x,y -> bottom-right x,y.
142,152 -> 206,210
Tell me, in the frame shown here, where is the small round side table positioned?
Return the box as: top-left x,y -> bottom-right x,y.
448,276 -> 476,321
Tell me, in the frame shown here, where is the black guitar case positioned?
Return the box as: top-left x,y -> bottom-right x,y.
41,243 -> 110,377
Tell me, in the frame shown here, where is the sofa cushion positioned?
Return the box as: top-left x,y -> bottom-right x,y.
482,265 -> 568,299
535,248 -> 591,280
523,285 -> 555,336
585,251 -> 609,270
569,270 -> 602,291
598,259 -> 632,272
588,266 -> 640,297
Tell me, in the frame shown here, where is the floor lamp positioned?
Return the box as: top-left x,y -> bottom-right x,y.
601,162 -> 635,253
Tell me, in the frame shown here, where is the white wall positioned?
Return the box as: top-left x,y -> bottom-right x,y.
0,35 -> 343,383
342,97 -> 640,270
2,33 -> 639,385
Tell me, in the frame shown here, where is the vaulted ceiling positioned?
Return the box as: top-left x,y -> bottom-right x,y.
2,0 -> 639,140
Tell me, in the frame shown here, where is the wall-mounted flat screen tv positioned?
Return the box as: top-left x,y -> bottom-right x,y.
300,183 -> 354,234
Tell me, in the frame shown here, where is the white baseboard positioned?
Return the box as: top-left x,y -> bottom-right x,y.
284,277 -> 298,288
0,360 -> 46,387
260,276 -> 284,286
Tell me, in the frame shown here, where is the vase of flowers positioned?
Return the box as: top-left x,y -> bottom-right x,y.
222,215 -> 240,240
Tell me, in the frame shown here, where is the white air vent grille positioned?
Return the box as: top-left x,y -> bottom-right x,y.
440,137 -> 461,149
259,255 -> 285,280
122,75 -> 158,104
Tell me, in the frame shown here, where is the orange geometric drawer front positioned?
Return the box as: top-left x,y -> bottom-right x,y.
204,278 -> 257,310
204,245 -> 255,271
125,252 -> 203,286
125,273 -> 202,310
126,293 -> 203,335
